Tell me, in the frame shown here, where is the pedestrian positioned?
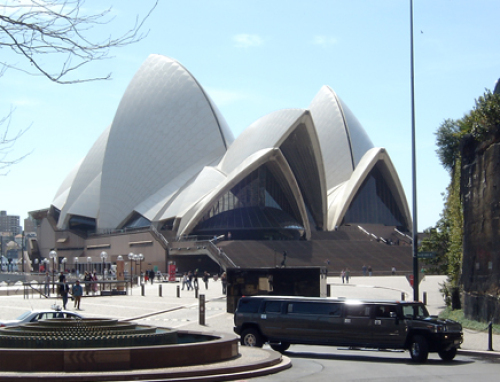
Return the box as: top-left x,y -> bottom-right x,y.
92,272 -> 99,295
187,271 -> 193,290
341,269 -> 345,284
72,280 -> 83,310
44,271 -> 50,296
368,265 -> 372,276
221,272 -> 227,294
83,271 -> 92,295
58,272 -> 66,296
391,266 -> 396,275
202,271 -> 209,289
193,269 -> 199,289
362,264 -> 367,276
345,268 -> 350,284
181,273 -> 188,290
150,269 -> 155,285
61,280 -> 70,310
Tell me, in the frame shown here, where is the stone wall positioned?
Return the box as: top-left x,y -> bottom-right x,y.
461,135 -> 500,322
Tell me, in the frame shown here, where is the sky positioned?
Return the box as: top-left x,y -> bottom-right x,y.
1,0 -> 499,232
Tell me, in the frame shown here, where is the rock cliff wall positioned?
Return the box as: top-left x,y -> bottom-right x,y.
461,135 -> 500,322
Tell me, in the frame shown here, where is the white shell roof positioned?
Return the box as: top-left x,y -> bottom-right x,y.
309,86 -> 373,191
51,54 -> 409,235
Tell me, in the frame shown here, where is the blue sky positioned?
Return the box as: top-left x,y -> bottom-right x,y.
1,0 -> 499,231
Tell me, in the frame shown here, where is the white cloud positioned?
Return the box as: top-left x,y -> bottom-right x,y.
312,35 -> 338,47
232,34 -> 263,48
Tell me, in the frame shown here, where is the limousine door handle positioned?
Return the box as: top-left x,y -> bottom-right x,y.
375,319 -> 381,325
344,318 -> 351,324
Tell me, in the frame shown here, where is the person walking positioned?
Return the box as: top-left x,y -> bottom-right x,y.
187,271 -> 193,290
61,280 -> 70,310
83,271 -> 92,295
181,273 -> 188,290
341,269 -> 345,284
58,272 -> 66,296
150,269 -> 155,285
72,280 -> 83,310
221,272 -> 227,294
345,268 -> 350,284
202,271 -> 209,289
193,270 -> 199,290
44,272 -> 50,296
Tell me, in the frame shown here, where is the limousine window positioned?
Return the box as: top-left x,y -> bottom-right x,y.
345,304 -> 371,317
237,298 -> 262,313
287,302 -> 342,317
402,304 -> 429,319
264,301 -> 282,313
374,305 -> 397,318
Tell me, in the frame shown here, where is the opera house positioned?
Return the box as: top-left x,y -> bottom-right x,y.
30,54 -> 413,277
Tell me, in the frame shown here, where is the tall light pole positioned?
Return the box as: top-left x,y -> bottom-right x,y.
128,252 -> 134,282
61,257 -> 67,273
49,250 -> 57,293
410,0 -> 419,302
100,251 -> 108,279
87,256 -> 92,274
74,257 -> 79,276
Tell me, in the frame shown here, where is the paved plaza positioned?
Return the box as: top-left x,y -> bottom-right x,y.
0,275 -> 498,380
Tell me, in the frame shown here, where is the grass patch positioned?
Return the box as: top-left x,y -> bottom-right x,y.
439,308 -> 500,334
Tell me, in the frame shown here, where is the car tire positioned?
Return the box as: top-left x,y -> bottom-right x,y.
438,347 -> 457,361
270,342 -> 290,352
241,328 -> 264,347
410,335 -> 429,363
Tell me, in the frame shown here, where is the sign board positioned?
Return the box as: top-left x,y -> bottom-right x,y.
417,251 -> 437,259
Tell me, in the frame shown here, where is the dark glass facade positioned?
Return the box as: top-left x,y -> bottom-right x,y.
192,166 -> 304,240
342,166 -> 408,230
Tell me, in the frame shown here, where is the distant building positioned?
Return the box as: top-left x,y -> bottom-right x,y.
0,211 -> 21,235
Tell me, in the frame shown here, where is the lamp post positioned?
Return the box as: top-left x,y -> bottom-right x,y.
87,256 -> 92,274
21,230 -> 25,274
61,257 -> 67,273
74,257 -> 79,277
128,252 -> 134,283
410,0 -> 419,302
49,250 -> 57,293
100,251 -> 108,280
138,253 -> 144,283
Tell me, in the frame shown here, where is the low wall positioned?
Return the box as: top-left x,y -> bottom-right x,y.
463,292 -> 500,323
0,331 -> 239,372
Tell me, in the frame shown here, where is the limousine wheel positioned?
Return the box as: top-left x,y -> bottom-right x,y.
241,328 -> 264,347
410,335 -> 429,363
438,347 -> 457,361
270,342 -> 290,353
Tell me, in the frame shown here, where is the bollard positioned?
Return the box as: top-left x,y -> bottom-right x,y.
141,283 -> 145,296
195,286 -> 198,299
199,294 -> 205,325
423,291 -> 427,305
401,292 -> 405,301
327,284 -> 331,297
177,285 -> 180,298
488,321 -> 494,351
158,284 -> 162,297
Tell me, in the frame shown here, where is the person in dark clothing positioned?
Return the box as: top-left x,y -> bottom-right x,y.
61,280 -> 70,310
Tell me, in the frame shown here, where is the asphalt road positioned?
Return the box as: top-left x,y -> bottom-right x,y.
248,344 -> 500,382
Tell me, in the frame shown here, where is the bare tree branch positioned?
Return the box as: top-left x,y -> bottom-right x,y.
0,0 -> 157,172
0,0 -> 158,84
0,107 -> 32,175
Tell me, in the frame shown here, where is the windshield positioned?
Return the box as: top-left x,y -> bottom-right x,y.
402,304 -> 430,319
15,311 -> 32,320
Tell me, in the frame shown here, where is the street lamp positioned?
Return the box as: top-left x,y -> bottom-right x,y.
138,253 -> 144,283
100,251 -> 108,280
87,256 -> 92,273
61,257 -> 67,273
74,257 -> 79,276
128,252 -> 134,282
49,250 -> 57,293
